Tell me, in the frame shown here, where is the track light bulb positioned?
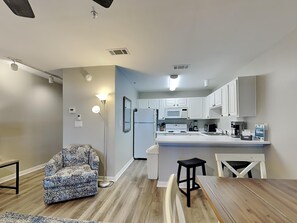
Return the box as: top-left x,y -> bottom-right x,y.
49,75 -> 54,84
11,62 -> 18,71
85,74 -> 93,82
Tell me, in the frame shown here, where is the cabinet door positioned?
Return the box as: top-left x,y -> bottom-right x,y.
165,98 -> 176,107
148,99 -> 159,109
175,98 -> 188,107
228,79 -> 238,116
215,88 -> 222,106
188,97 -> 203,119
137,99 -> 149,109
204,96 -> 210,118
209,93 -> 215,108
221,84 -> 229,116
158,99 -> 166,120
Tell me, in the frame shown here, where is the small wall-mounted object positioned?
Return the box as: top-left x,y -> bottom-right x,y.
69,107 -> 76,114
77,114 -> 82,121
75,121 -> 83,128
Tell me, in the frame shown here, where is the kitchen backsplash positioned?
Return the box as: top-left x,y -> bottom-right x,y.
157,119 -> 218,131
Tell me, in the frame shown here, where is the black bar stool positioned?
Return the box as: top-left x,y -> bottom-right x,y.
177,158 -> 206,207
223,161 -> 252,178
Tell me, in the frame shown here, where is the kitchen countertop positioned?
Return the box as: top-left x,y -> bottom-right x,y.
156,131 -> 201,135
155,134 -> 270,146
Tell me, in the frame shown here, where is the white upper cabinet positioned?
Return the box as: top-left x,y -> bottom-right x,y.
165,98 -> 188,108
209,88 -> 222,108
188,97 -> 203,119
221,84 -> 229,117
223,76 -> 256,117
215,88 -> 222,106
158,99 -> 166,120
228,79 -> 238,116
137,99 -> 159,109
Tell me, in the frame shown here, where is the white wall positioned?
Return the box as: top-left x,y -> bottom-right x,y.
236,28 -> 297,179
0,63 -> 63,178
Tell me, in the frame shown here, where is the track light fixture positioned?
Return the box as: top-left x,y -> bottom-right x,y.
7,57 -> 63,83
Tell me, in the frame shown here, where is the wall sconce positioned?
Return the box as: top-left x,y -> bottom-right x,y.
204,79 -> 209,87
169,74 -> 179,91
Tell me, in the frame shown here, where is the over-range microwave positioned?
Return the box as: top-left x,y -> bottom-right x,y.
165,108 -> 188,119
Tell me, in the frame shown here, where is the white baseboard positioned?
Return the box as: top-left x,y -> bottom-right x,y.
157,180 -> 187,188
1,158 -> 134,184
98,157 -> 134,182
0,163 -> 46,184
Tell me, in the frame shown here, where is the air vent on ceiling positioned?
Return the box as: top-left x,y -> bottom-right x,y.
107,48 -> 130,55
173,64 -> 190,70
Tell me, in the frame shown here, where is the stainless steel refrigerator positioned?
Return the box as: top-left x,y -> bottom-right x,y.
133,108 -> 157,159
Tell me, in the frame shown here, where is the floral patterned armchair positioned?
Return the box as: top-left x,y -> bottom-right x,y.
43,144 -> 99,204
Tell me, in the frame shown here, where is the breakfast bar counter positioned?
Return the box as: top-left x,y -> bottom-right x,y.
155,135 -> 270,186
156,135 -> 270,146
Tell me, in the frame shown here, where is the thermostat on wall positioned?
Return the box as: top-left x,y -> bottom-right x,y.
69,107 -> 76,114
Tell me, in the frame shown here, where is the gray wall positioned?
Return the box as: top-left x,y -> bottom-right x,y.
114,68 -> 138,175
63,65 -> 137,178
63,66 -> 116,176
0,63 -> 63,178
236,28 -> 297,179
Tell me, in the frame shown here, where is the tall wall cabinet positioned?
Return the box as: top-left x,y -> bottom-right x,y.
221,76 -> 256,117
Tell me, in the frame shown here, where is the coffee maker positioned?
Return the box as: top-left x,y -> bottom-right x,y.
231,121 -> 247,138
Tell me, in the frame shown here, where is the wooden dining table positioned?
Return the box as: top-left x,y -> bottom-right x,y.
196,175 -> 297,223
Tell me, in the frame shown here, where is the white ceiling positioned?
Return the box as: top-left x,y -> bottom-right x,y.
1,0 -> 297,92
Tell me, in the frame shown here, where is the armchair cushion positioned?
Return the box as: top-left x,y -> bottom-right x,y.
44,164 -> 98,189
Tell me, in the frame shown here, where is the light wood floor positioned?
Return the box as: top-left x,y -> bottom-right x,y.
0,160 -> 217,222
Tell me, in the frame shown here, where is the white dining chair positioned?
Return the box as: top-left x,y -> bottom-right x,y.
215,153 -> 267,179
165,174 -> 186,223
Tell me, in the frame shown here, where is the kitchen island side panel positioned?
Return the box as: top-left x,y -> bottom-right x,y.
158,144 -> 265,182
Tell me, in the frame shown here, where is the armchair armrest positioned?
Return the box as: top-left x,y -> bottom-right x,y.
45,152 -> 63,176
89,149 -> 99,170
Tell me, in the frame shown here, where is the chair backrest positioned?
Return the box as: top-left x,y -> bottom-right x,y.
215,153 -> 267,179
62,144 -> 92,167
165,174 -> 186,223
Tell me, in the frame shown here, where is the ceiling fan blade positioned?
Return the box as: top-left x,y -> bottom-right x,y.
3,0 -> 35,18
93,0 -> 113,8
